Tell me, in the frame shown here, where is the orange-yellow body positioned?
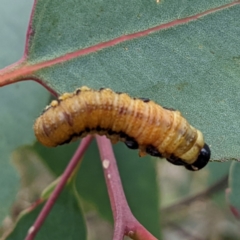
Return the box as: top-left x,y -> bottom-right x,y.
34,86 -> 204,165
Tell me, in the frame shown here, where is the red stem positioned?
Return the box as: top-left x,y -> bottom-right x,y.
25,136 -> 93,240
96,135 -> 158,240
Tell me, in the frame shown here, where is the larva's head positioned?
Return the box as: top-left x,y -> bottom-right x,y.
166,130 -> 211,171
185,143 -> 211,171
166,143 -> 211,171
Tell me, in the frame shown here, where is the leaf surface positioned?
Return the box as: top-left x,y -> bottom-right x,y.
32,140 -> 161,238
0,83 -> 49,222
6,184 -> 87,240
1,0 -> 240,230
0,0 -> 48,223
2,0 -> 239,161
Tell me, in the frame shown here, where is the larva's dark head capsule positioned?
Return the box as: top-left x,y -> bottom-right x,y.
185,143 -> 211,171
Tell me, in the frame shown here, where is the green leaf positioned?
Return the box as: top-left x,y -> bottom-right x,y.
75,140 -> 113,222
207,161 -> 230,185
0,83 -> 49,222
0,0 -> 48,223
1,0 -> 240,232
6,184 -> 87,240
0,0 -> 34,66
32,140 -> 161,238
32,141 -> 80,176
25,0 -> 240,161
32,140 -> 113,222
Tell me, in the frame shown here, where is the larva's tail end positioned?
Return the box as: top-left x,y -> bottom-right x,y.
185,143 -> 211,171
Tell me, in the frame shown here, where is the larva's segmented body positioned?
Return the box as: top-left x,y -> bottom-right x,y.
34,86 -> 210,171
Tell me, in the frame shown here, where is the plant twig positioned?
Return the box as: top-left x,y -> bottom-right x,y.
166,222 -> 204,240
25,136 -> 93,240
96,135 -> 158,240
161,175 -> 228,214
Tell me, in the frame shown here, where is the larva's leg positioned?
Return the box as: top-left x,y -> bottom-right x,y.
166,156 -> 185,166
145,145 -> 162,157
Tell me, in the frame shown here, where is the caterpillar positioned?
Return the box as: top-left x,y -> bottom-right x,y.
34,86 -> 211,171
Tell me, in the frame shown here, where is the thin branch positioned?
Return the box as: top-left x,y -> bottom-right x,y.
96,135 -> 158,240
25,136 -> 93,240
161,175 -> 228,214
166,222 -> 205,240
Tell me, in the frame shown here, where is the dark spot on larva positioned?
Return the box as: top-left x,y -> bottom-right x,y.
96,125 -> 101,132
63,111 -> 73,126
166,155 -> 185,166
77,131 -> 84,137
139,97 -> 150,103
124,141 -> 138,149
108,129 -> 115,135
146,145 -> 162,157
163,106 -> 176,111
59,131 -> 85,145
125,137 -> 139,149
59,137 -> 72,145
119,107 -> 125,114
76,89 -> 81,94
119,131 -> 127,139
42,122 -> 50,137
85,127 -> 90,132
99,88 -> 105,91
116,91 -> 123,94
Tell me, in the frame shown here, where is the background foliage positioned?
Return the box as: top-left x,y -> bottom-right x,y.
0,0 -> 240,239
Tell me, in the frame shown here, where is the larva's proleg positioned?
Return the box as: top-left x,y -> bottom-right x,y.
34,86 -> 211,171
